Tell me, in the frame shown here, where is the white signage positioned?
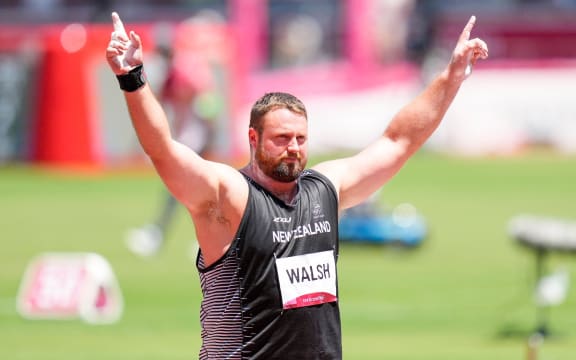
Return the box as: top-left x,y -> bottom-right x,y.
16,253 -> 124,324
275,250 -> 337,309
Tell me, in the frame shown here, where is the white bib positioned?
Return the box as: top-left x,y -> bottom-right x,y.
275,250 -> 337,309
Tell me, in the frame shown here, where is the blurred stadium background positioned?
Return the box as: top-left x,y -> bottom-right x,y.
1,0 -> 576,359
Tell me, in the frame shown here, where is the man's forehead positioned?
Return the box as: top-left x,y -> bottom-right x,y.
263,108 -> 307,127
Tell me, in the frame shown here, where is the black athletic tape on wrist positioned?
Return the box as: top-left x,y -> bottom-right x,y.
116,64 -> 146,92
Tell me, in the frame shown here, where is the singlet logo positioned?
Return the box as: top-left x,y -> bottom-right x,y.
312,203 -> 324,219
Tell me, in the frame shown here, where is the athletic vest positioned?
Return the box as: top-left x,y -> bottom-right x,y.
197,169 -> 341,359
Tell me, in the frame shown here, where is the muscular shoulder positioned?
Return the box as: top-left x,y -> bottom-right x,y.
190,162 -> 248,220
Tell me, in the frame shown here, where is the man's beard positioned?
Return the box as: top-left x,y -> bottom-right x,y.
255,144 -> 305,183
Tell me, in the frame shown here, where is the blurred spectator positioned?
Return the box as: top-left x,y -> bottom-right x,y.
372,0 -> 416,64
267,0 -> 342,69
405,0 -> 436,67
270,13 -> 326,68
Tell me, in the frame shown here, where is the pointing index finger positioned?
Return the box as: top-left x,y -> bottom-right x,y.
459,15 -> 476,42
111,12 -> 127,36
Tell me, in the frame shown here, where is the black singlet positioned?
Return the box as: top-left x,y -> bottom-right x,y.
196,169 -> 341,359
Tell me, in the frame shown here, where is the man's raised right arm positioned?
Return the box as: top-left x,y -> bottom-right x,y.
105,12 -> 245,214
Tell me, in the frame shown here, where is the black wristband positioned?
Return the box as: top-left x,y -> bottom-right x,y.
116,64 -> 146,92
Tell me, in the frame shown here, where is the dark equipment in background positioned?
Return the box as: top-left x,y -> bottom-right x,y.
508,214 -> 576,360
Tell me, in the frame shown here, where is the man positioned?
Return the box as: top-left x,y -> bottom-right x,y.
106,11 -> 487,359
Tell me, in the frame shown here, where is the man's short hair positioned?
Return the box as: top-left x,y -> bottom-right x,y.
249,92 -> 307,134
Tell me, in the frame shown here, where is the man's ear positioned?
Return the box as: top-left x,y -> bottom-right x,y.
248,127 -> 258,148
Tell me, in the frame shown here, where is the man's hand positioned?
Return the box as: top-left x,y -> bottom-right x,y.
105,12 -> 143,75
449,16 -> 489,80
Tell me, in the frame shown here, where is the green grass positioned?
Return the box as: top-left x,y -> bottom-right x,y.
1,151 -> 576,359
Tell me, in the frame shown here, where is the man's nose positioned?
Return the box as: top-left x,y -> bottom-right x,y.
287,137 -> 300,152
